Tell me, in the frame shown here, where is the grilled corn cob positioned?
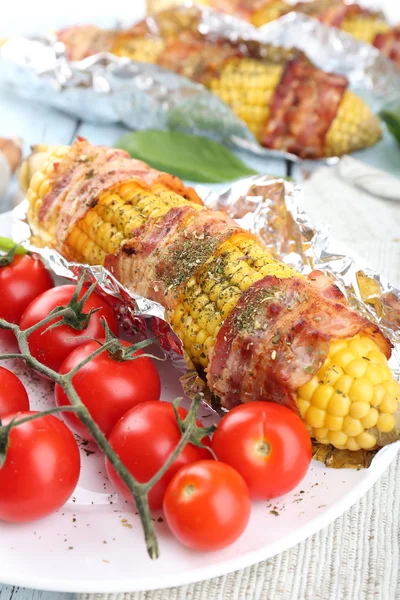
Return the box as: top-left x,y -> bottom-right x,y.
341,14 -> 390,44
112,40 -> 381,156
21,145 -> 400,451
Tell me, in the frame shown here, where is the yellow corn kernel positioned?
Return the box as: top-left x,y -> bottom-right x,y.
328,431 -> 348,447
346,437 -> 361,451
379,395 -> 398,415
349,378 -> 374,404
361,407 -> 379,429
298,377 -> 319,402
297,399 -> 310,419
297,334 -> 398,450
349,401 -> 370,419
314,427 -> 329,440
311,385 -> 334,410
335,375 -> 354,395
327,392 -> 351,417
306,406 -> 326,428
318,364 -> 343,385
342,415 -> 364,437
333,349 -> 356,368
356,431 -> 377,450
377,413 -> 396,433
324,415 -> 344,432
345,358 -> 368,378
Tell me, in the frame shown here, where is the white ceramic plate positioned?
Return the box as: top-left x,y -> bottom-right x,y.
0,211 -> 398,594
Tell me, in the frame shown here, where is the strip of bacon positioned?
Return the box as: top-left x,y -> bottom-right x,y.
208,274 -> 391,410
159,34 -> 243,86
105,205 -> 243,308
260,57 -> 348,158
57,25 -> 116,61
373,29 -> 400,65
39,139 -> 201,256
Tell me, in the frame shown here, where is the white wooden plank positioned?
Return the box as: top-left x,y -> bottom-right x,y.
0,585 -> 72,600
76,122 -> 128,148
0,93 -> 78,157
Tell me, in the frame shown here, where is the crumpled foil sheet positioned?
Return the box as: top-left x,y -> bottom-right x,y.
10,175 -> 400,469
1,6 -> 400,163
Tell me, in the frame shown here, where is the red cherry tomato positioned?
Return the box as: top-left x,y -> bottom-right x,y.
0,254 -> 53,345
0,366 -> 29,418
163,460 -> 251,551
19,284 -> 118,374
106,401 -> 211,510
55,340 -> 161,440
211,402 -> 312,499
0,412 -> 80,523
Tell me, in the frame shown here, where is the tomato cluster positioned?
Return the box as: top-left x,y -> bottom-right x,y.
0,251 -> 312,553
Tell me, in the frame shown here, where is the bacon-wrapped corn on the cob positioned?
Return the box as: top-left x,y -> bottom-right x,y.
205,0 -> 399,65
57,10 -> 382,159
20,140 -> 400,452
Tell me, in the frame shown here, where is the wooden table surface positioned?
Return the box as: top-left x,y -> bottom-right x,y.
1,2 -> 399,598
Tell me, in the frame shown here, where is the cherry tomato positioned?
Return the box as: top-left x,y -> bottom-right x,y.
0,412 -> 80,522
55,340 -> 161,440
163,460 -> 251,551
0,366 -> 29,418
0,254 -> 53,345
19,284 -> 118,374
106,401 -> 211,510
211,402 -> 312,500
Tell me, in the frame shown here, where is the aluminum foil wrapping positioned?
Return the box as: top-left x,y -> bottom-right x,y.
1,6 -> 400,163
10,175 -> 400,469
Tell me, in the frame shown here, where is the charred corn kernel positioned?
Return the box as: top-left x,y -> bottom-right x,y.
341,15 -> 390,44
297,334 -> 399,449
361,407 -> 379,429
356,431 -> 377,450
377,413 -> 395,433
325,91 -> 382,157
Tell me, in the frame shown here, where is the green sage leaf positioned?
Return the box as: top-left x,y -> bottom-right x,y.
379,106 -> 400,146
115,130 -> 258,183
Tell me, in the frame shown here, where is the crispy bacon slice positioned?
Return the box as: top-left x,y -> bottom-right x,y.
57,25 -> 116,61
208,274 -> 391,410
106,206 -> 242,307
373,29 -> 400,65
159,34 -> 243,85
39,139 -> 201,255
260,57 -> 348,158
